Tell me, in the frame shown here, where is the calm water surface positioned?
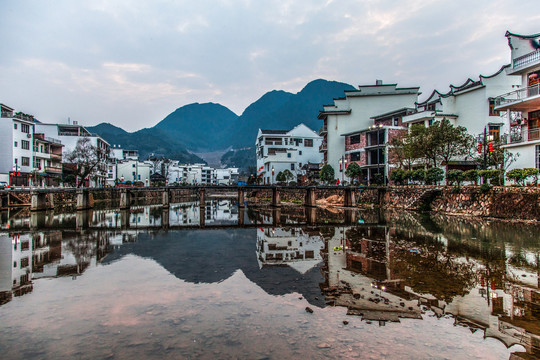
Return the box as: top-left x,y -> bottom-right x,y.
0,201 -> 539,359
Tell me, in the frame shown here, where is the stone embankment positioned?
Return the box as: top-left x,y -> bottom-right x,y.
383,186 -> 540,221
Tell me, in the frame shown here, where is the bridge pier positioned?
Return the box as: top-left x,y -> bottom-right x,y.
120,209 -> 130,229
162,189 -> 170,208
344,188 -> 356,207
304,187 -> 317,207
47,193 -> 54,209
271,187 -> 281,207
31,191 -> 48,211
30,212 -> 46,228
76,189 -> 92,210
199,188 -> 206,208
345,209 -> 357,225
76,210 -> 90,231
120,189 -> 131,210
238,189 -> 245,208
200,207 -> 206,227
238,208 -> 245,226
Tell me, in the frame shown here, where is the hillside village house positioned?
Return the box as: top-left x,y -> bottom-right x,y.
256,124 -> 322,185
399,65 -> 521,172
319,82 -> 420,184
494,31 -> 540,172
0,104 -> 64,187
34,122 -> 110,187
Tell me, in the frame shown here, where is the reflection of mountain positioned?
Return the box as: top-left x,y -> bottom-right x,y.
102,229 -> 326,306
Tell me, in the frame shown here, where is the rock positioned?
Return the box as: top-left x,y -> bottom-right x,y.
305,307 -> 314,314
317,343 -> 331,349
343,320 -> 349,325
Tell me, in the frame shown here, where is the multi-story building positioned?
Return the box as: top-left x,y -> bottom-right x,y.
34,122 -> 110,187
116,159 -> 152,185
33,133 -> 64,186
256,123 -> 322,184
494,31 -> 540,171
215,168 -> 239,185
318,82 -> 420,183
0,104 -> 36,186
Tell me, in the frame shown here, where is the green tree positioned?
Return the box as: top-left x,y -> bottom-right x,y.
425,167 -> 444,185
446,169 -> 464,186
463,169 -> 479,185
390,168 -> 406,185
345,162 -> 361,184
431,119 -> 475,170
319,164 -> 335,183
524,168 -> 539,185
506,169 -> 527,186
282,169 -> 294,183
276,171 -> 286,183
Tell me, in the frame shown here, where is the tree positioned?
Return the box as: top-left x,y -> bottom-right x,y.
446,169 -> 464,186
319,164 -> 335,183
431,119 -> 475,171
506,169 -> 527,186
65,137 -> 102,187
282,169 -> 294,183
345,162 -> 361,184
389,125 -> 427,169
425,167 -> 444,185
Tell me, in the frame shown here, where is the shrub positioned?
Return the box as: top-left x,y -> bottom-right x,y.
319,165 -> 335,183
390,168 -> 406,185
425,167 -> 444,185
411,169 -> 426,184
480,183 -> 492,193
524,168 -> 539,185
463,169 -> 479,185
446,170 -> 464,186
403,170 -> 415,185
506,168 -> 527,186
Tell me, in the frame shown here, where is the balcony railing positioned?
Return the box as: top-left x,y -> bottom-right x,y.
494,83 -> 540,107
45,166 -> 62,173
506,127 -> 540,144
513,49 -> 540,70
319,142 -> 327,152
318,125 -> 327,135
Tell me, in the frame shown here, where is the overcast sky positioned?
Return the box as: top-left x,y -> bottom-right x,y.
1,0 -> 539,132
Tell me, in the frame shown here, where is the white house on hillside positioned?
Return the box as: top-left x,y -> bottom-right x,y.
318,82 -> 420,182
256,124 -> 322,184
494,31 -> 540,172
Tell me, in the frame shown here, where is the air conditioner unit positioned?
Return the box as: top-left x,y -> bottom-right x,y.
27,133 -> 32,138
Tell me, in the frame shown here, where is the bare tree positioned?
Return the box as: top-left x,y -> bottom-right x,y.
65,137 -> 101,187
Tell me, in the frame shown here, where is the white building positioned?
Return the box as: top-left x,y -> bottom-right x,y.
34,122 -> 110,187
256,123 -> 322,184
116,159 -> 152,185
215,168 -> 239,185
110,146 -> 139,161
318,82 -> 420,182
494,31 -> 540,172
403,65 -> 521,152
0,104 -> 36,185
167,163 -> 219,185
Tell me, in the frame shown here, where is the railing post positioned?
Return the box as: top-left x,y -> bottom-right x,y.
344,188 -> 356,207
76,189 -> 92,210
272,208 -> 281,226
306,207 -> 317,225
120,189 -> 131,210
272,187 -> 281,207
162,208 -> 169,228
47,193 -> 54,210
238,188 -> 245,208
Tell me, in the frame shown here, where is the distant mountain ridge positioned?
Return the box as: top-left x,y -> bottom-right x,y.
87,79 -> 355,163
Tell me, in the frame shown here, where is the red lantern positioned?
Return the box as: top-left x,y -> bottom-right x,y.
477,144 -> 482,154
488,142 -> 493,153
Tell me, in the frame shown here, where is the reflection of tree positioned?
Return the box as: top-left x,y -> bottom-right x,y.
390,240 -> 477,303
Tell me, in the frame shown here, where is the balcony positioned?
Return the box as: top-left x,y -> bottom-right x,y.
505,127 -> 540,144
318,125 -> 327,135
494,83 -> 540,111
509,49 -> 540,74
319,142 -> 327,152
45,165 -> 63,174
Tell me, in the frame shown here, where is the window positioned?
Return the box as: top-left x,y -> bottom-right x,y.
14,141 -> 17,147
393,117 -> 399,126
350,135 -> 360,144
536,145 -> 540,169
291,164 -> 295,170
13,124 -> 17,130
488,125 -> 500,141
21,157 -> 30,166
299,151 -> 302,155
350,152 -> 361,161
428,119 -> 434,126
304,139 -> 313,147
489,99 -> 500,116
21,140 -> 30,150
426,103 -> 436,111
287,153 -> 291,158
21,124 -> 30,133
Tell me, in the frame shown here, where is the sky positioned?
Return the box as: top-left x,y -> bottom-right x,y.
0,0 -> 539,132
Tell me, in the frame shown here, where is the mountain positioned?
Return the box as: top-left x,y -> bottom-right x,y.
85,125 -> 204,163
154,102 -> 239,151
232,79 -> 355,148
88,79 -> 355,165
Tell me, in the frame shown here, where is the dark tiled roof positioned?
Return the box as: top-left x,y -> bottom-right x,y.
260,129 -> 288,135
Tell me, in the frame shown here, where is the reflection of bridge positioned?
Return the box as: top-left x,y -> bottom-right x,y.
0,185 -> 386,211
2,206 -> 367,232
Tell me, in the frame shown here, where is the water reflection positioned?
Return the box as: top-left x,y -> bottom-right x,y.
0,204 -> 539,358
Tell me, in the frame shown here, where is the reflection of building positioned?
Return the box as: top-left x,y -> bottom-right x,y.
0,230 -> 117,306
256,227 -> 323,274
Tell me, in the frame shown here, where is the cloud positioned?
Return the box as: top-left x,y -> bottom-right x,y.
0,0 -> 539,131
